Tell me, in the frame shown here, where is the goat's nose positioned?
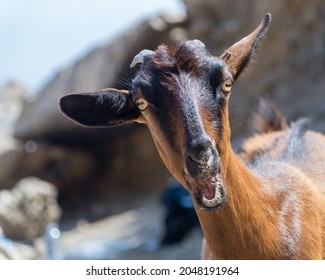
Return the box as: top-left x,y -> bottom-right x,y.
187,137 -> 214,166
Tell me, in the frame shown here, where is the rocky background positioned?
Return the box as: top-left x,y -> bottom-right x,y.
0,0 -> 324,259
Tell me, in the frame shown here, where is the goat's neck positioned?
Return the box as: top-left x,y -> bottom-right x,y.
196,111 -> 280,259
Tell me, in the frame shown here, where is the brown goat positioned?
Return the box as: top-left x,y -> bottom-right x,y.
59,14 -> 325,259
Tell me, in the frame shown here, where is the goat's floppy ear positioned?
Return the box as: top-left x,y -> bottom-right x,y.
219,13 -> 271,80
59,88 -> 140,127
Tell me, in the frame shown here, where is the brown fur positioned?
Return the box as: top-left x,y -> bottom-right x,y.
196,97 -> 325,259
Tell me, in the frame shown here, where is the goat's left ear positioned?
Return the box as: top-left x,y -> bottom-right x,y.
59,88 -> 141,127
219,13 -> 271,80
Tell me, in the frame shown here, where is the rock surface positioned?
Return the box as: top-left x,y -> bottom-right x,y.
0,177 -> 61,240
0,82 -> 27,154
0,144 -> 96,191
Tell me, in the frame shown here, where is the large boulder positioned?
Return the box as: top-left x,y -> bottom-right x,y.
0,229 -> 41,260
0,177 -> 61,240
0,144 -> 96,191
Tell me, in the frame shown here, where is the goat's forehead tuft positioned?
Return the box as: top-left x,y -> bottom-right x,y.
131,40 -> 227,95
176,40 -> 207,56
139,40 -> 217,75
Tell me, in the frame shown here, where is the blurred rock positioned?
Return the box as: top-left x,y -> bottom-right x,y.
0,177 -> 61,240
0,144 -> 96,191
0,231 -> 41,260
0,82 -> 28,153
0,227 -> 22,259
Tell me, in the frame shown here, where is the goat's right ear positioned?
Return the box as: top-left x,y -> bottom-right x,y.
59,88 -> 141,127
219,13 -> 271,80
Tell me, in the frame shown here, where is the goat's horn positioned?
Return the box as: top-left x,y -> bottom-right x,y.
130,49 -> 155,68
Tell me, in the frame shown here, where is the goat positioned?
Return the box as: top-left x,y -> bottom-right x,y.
59,14 -> 325,259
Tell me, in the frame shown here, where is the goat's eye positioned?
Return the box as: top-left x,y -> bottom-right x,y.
222,80 -> 232,94
135,98 -> 149,111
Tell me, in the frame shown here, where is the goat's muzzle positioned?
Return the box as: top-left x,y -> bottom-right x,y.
185,137 -> 219,179
184,138 -> 226,211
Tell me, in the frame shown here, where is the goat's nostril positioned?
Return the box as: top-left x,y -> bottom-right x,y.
185,138 -> 220,179
207,152 -> 215,167
202,147 -> 213,163
186,136 -> 218,168
187,146 -> 213,165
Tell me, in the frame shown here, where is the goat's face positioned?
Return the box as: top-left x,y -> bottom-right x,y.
60,14 -> 271,211
129,41 -> 231,211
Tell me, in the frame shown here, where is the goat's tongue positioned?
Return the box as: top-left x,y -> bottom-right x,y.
190,174 -> 225,210
201,184 -> 216,200
200,178 -> 216,200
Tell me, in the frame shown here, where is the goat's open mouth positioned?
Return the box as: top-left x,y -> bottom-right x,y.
186,173 -> 226,211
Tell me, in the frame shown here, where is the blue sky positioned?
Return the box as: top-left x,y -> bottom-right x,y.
0,0 -> 184,91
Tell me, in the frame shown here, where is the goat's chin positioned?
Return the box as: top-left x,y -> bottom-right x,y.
186,173 -> 227,211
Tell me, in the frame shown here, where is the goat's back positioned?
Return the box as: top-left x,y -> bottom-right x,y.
241,123 -> 325,259
241,123 -> 325,196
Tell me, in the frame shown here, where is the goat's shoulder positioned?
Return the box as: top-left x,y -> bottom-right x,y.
248,127 -> 325,219
250,158 -> 324,259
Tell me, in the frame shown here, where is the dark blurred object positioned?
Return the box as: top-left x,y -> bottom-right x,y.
160,179 -> 200,245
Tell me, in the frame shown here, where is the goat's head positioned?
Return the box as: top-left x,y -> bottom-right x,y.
60,14 -> 271,211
